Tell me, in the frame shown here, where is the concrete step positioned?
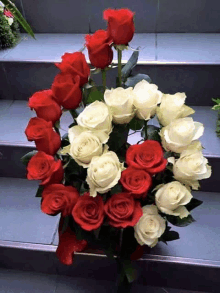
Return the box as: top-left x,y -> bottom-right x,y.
0,33 -> 220,106
16,0 -> 220,33
0,268 -> 208,293
0,177 -> 219,292
0,100 -> 218,192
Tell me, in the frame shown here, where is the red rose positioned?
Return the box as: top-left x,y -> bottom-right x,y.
41,184 -> 79,217
52,73 -> 82,110
72,193 -> 104,231
120,167 -> 152,199
85,30 -> 113,69
27,151 -> 64,185
55,52 -> 90,86
103,8 -> 135,45
56,217 -> 87,265
25,117 -> 61,156
126,140 -> 167,175
28,90 -> 62,124
104,192 -> 143,228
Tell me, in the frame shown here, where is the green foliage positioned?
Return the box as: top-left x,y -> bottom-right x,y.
21,150 -> 37,166
1,0 -> 35,38
121,48 -> 139,81
35,185 -> 44,198
108,124 -> 129,152
110,184 -> 123,196
159,226 -> 180,244
212,98 -> 220,137
0,12 -> 18,48
125,73 -> 151,88
166,214 -> 195,227
185,198 -> 203,211
141,125 -> 161,142
87,89 -> 103,104
128,117 -> 144,131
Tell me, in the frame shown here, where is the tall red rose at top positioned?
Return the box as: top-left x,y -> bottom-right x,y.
55,52 -> 90,87
103,8 -> 135,45
85,30 -> 113,69
126,140 -> 167,175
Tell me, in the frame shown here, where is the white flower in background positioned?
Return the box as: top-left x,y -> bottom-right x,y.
169,141 -> 212,190
155,181 -> 192,219
86,151 -> 125,197
133,80 -> 163,120
104,87 -> 135,124
4,16 -> 13,26
76,101 -> 112,143
134,205 -> 166,247
156,92 -> 195,126
61,126 -> 106,168
160,117 -> 204,153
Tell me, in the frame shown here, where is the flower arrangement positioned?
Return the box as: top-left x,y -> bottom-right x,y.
22,8 -> 212,291
0,1 -> 20,49
212,98 -> 220,137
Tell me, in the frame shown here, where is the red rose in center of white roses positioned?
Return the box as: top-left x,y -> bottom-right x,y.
104,192 -> 143,228
126,140 -> 167,175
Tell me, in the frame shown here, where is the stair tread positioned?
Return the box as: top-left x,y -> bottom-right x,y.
0,177 -> 59,244
1,33 -> 220,64
0,100 -> 219,158
0,177 -> 220,264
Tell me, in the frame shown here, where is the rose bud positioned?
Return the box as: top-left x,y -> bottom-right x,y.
52,73 -> 82,110
56,217 -> 87,265
25,117 -> 61,156
28,90 -> 62,124
55,52 -> 90,86
85,30 -> 113,69
103,8 -> 135,45
120,167 -> 152,199
104,192 -> 143,228
41,184 -> 79,217
126,140 -> 167,175
72,192 -> 104,231
27,151 -> 64,185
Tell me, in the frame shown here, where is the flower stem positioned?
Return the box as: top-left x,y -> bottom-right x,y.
144,120 -> 148,140
101,69 -> 106,90
117,48 -> 122,87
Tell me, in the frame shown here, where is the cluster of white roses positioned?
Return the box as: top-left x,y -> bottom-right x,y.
61,79 -> 211,248
134,88 -> 211,248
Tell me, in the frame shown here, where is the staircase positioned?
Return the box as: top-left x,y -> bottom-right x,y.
0,0 -> 220,292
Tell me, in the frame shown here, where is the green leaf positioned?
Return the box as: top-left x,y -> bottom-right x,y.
35,185 -> 44,198
166,214 -> 195,227
61,133 -> 69,148
21,150 -> 37,166
110,184 -> 123,196
125,73 -> 151,88
2,0 -> 35,38
128,117 -> 144,131
121,48 -> 139,80
160,230 -> 180,243
87,89 -> 103,104
141,125 -> 161,142
61,216 -> 72,234
186,198 -> 203,212
121,259 -> 137,283
108,124 -> 129,152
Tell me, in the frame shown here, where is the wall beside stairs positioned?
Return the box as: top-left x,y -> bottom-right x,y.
15,0 -> 220,33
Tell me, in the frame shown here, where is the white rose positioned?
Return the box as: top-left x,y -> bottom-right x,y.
76,101 -> 112,143
133,80 -> 163,120
169,141 -> 212,190
155,181 -> 192,219
156,93 -> 195,126
134,205 -> 166,248
104,87 -> 135,124
160,117 -> 204,153
61,126 -> 105,168
86,151 -> 124,197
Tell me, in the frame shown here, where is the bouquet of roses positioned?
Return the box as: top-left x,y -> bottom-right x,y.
22,8 -> 212,292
